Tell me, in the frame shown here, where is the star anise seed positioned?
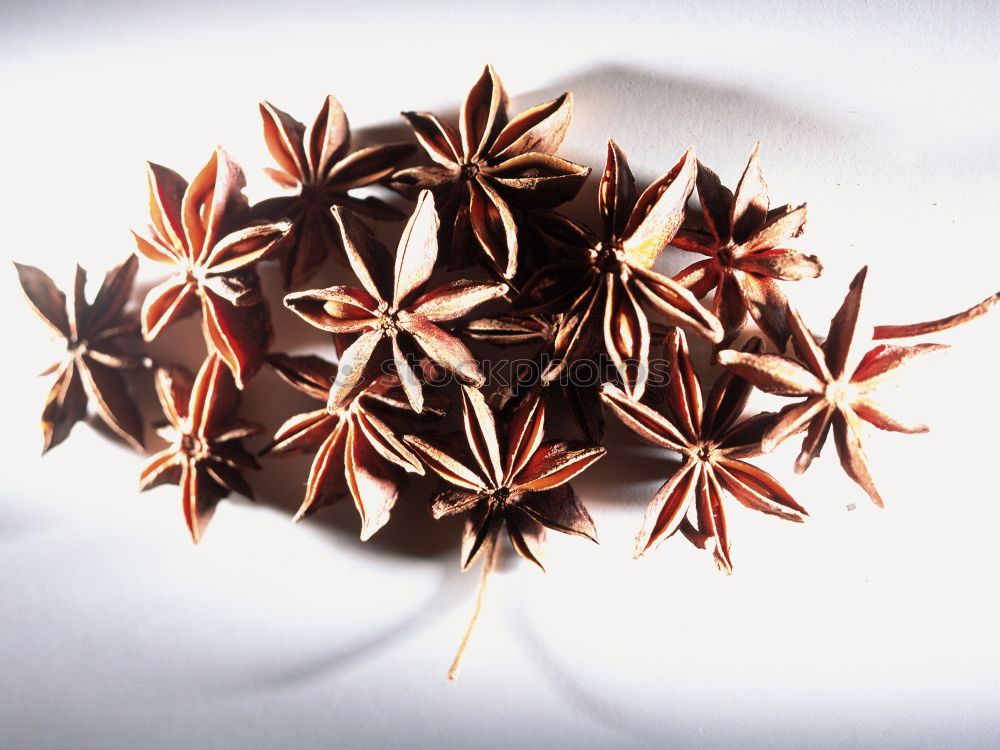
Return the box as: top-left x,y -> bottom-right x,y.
405,384 -> 603,570
404,385 -> 602,679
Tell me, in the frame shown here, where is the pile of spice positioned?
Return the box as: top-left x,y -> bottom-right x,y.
15,65 -> 998,678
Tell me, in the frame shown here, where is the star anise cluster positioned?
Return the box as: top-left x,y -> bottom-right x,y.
14,66 -> 1000,677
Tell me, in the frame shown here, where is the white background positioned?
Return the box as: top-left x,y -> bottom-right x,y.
1,1 -> 999,748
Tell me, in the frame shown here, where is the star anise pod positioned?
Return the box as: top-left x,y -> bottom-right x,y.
133,148 -> 291,387
601,329 -> 807,572
253,96 -> 416,289
391,64 -> 590,279
15,256 -> 145,453
139,354 -> 261,543
517,140 -> 723,399
403,385 -> 603,678
262,353 -> 444,540
284,191 -> 508,412
672,144 -> 822,350
717,267 -> 948,506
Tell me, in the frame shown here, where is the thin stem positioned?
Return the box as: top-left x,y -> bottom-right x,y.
448,532 -> 501,681
873,292 -> 1000,339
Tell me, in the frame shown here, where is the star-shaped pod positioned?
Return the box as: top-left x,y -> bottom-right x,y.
602,329 -> 807,572
717,267 -> 947,506
392,64 -> 590,279
262,353 -> 443,541
518,141 -> 723,400
404,386 -> 604,570
673,145 -> 822,350
133,148 -> 291,387
15,256 -> 145,453
139,354 -> 261,543
284,191 -> 508,412
253,96 -> 416,288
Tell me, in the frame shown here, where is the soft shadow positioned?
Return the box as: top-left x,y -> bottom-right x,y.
508,610 -> 658,748
240,562 -> 470,692
578,416 -> 682,511
519,62 -> 854,215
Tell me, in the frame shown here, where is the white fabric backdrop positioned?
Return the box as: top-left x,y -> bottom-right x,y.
1,1 -> 998,747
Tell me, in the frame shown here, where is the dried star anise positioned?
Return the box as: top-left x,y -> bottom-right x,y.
139,354 -> 261,543
518,140 -> 723,399
253,96 -> 416,288
392,64 -> 590,279
284,191 -> 507,412
717,267 -> 947,506
16,255 -> 146,453
601,329 -> 807,572
262,353 -> 444,540
133,148 -> 291,387
403,385 -> 603,678
672,145 -> 822,350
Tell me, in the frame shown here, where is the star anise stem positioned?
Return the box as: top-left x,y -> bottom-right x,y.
872,291 -> 1000,339
447,530 -> 500,681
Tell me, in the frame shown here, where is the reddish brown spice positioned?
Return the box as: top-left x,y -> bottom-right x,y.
254,96 -> 415,288
15,256 -> 145,453
404,385 -> 603,677
284,191 -> 507,412
263,353 -> 444,540
133,148 -> 290,388
518,140 -> 722,400
139,354 -> 261,543
392,65 -> 590,279
603,329 -> 807,571
673,144 -> 822,350
15,66 -> 1000,680
717,267 -> 948,505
